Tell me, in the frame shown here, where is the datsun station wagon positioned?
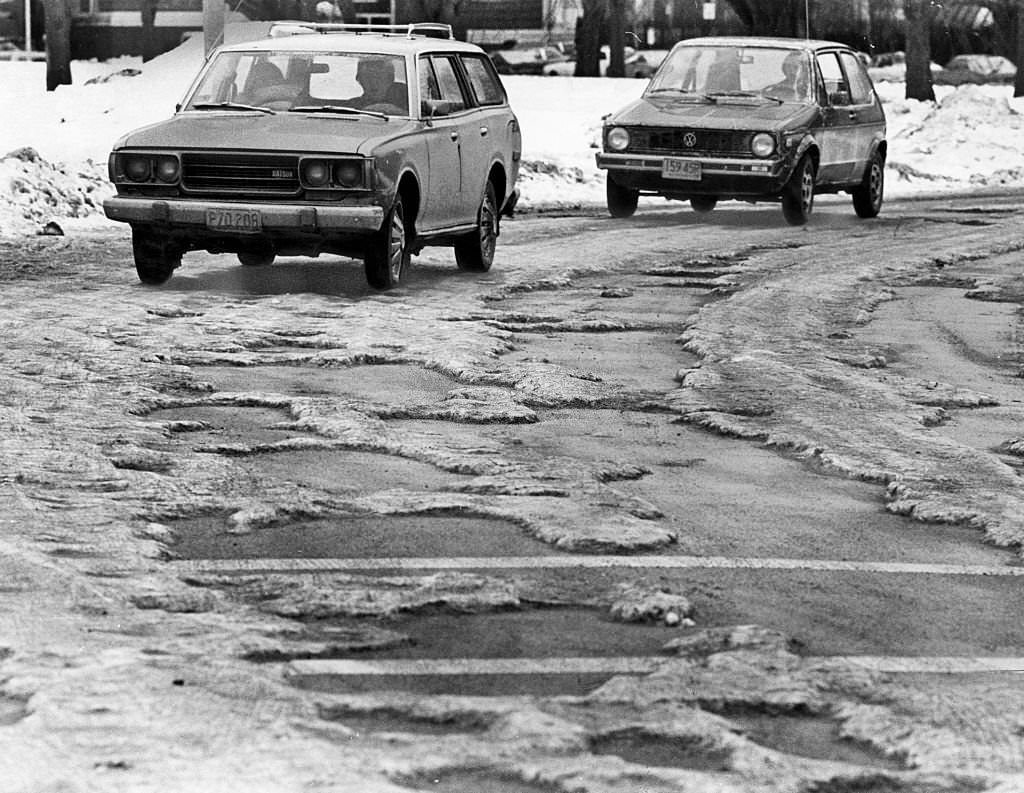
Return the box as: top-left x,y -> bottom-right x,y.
103,22 -> 522,289
596,37 -> 886,225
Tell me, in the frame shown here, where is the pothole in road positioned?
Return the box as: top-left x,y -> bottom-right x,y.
168,514 -> 551,560
319,707 -> 493,736
149,405 -> 310,446
589,729 -> 731,771
192,363 -> 459,403
395,769 -> 562,793
725,710 -> 907,771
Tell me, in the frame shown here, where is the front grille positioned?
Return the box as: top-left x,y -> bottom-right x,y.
627,127 -> 753,157
181,153 -> 301,196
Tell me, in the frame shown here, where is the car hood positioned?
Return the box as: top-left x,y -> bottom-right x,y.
608,95 -> 818,131
115,112 -> 420,154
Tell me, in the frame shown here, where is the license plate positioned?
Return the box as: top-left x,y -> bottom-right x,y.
206,209 -> 261,232
662,158 -> 701,181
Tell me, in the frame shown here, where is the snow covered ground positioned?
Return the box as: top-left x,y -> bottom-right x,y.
2,33 -> 1024,236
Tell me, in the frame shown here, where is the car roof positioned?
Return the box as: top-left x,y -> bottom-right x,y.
674,36 -> 854,53
221,23 -> 483,56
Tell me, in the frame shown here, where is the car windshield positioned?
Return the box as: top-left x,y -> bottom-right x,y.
646,45 -> 814,103
184,50 -> 410,115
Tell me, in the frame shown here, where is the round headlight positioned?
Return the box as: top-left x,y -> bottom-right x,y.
334,161 -> 362,188
124,156 -> 151,182
751,133 -> 775,158
155,156 -> 179,183
302,160 -> 330,187
606,126 -> 630,152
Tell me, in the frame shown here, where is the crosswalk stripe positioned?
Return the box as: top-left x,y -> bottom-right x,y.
170,555 -> 1024,576
285,655 -> 1024,677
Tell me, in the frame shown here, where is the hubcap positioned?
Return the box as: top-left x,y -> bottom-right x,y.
388,209 -> 405,281
801,163 -> 814,212
870,162 -> 883,205
480,197 -> 497,261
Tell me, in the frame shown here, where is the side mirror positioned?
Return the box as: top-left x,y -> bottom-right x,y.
422,99 -> 452,118
829,90 -> 851,106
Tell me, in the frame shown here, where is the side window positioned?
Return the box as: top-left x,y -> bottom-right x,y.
418,55 -> 441,104
816,52 -> 846,102
461,54 -> 506,105
839,51 -> 874,105
430,55 -> 468,112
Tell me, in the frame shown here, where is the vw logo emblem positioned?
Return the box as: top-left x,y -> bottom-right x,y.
683,132 -> 697,147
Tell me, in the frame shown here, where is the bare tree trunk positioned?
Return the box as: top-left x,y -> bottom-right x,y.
904,0 -> 935,101
574,0 -> 606,77
1016,0 -> 1024,97
140,0 -> 159,62
44,0 -> 72,91
605,0 -> 625,77
724,0 -> 802,37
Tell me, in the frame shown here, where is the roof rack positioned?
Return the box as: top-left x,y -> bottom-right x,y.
268,22 -> 454,40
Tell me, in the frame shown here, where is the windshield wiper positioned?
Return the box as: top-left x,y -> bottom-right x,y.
289,105 -> 388,119
192,101 -> 275,115
706,91 -> 762,99
647,88 -> 715,102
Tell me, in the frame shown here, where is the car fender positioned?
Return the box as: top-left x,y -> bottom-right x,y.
780,133 -> 820,183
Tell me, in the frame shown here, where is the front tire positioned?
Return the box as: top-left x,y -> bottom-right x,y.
364,194 -> 410,290
238,251 -> 276,267
455,181 -> 498,272
782,155 -> 816,226
852,150 -> 885,219
690,196 -> 717,213
132,229 -> 181,285
606,176 -> 639,218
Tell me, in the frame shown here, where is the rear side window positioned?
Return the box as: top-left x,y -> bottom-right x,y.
461,54 -> 506,105
431,55 -> 468,112
816,52 -> 845,96
839,51 -> 874,104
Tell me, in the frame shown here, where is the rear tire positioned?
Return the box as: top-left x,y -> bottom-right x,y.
132,229 -> 180,285
606,176 -> 639,218
364,194 -> 410,290
852,150 -> 885,219
690,196 -> 717,213
455,181 -> 498,272
781,155 -> 815,226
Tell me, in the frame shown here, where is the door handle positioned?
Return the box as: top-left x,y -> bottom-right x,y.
450,131 -> 459,141
480,126 -> 489,136
848,111 -> 858,121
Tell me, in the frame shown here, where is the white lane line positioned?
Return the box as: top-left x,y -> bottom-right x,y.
171,555 -> 1024,576
286,656 -> 1024,677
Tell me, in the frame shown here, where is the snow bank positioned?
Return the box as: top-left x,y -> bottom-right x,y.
3,36 -> 1024,235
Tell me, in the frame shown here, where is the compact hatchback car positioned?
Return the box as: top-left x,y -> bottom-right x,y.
596,37 -> 886,225
104,22 -> 522,288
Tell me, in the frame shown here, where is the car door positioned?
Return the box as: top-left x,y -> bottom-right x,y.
457,53 -> 516,210
838,50 -> 885,184
814,50 -> 859,184
420,53 -> 479,228
416,55 -> 466,231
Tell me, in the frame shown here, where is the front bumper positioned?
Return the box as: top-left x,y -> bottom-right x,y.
103,197 -> 385,233
596,151 -> 789,195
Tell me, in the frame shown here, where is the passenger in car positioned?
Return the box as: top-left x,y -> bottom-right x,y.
354,58 -> 408,112
765,51 -> 809,100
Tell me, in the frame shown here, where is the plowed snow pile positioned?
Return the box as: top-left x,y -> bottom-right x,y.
2,35 -> 1024,235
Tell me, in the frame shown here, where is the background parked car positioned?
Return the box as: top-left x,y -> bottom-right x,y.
935,53 -> 1016,85
624,49 -> 670,79
490,46 -> 569,76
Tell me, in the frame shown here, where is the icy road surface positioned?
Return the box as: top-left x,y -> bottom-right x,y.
2,194 -> 1024,792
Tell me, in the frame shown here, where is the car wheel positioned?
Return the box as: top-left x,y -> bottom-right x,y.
237,251 -> 276,267
364,194 -> 410,290
132,229 -> 181,285
852,150 -> 885,219
455,181 -> 498,272
606,176 -> 639,218
690,196 -> 717,213
781,154 -> 815,226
